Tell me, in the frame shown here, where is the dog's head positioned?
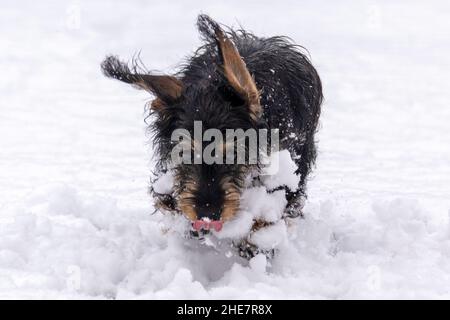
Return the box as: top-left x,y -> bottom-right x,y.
101,15 -> 263,227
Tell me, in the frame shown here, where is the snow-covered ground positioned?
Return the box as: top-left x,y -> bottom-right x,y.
1,0 -> 450,299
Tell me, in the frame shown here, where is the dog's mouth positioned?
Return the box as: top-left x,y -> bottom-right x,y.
192,218 -> 223,232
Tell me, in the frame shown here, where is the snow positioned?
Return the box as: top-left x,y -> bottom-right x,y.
1,0 -> 450,299
261,150 -> 300,191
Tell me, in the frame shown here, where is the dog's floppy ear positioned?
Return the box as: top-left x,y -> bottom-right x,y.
197,15 -> 261,121
101,56 -> 183,108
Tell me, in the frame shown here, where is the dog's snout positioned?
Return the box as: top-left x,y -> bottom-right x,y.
196,205 -> 221,221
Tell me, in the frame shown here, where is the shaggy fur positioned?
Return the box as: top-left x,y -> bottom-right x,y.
101,15 -> 322,228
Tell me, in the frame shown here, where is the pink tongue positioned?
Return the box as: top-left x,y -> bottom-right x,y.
210,220 -> 223,232
192,220 -> 206,231
192,220 -> 223,232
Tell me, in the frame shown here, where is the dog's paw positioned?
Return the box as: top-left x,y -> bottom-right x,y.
283,198 -> 304,218
234,239 -> 276,260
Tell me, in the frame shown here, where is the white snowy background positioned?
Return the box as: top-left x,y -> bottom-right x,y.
1,0 -> 450,299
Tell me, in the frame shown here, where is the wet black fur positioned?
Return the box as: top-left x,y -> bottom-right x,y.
101,15 -> 322,220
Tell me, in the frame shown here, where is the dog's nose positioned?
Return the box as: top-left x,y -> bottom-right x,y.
196,206 -> 221,221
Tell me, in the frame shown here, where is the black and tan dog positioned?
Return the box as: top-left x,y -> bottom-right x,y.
101,15 -> 322,253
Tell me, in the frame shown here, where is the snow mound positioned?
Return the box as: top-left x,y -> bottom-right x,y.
1,183 -> 450,299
